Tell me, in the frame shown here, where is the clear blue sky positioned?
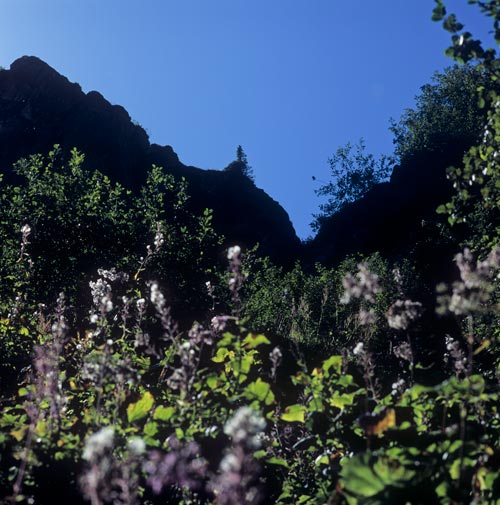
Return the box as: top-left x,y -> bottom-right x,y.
0,1 -> 493,239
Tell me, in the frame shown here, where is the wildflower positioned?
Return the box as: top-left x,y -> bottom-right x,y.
393,341 -> 413,363
444,335 -> 468,376
353,342 -> 365,356
150,282 -> 165,308
211,315 -> 231,332
136,298 -> 146,313
386,299 -> 422,330
224,407 -> 266,450
82,426 -> 115,462
227,245 -> 241,260
269,346 -> 282,380
209,407 -> 266,504
89,278 -> 112,306
127,437 -> 146,456
101,296 -> 113,313
391,378 -> 406,398
21,224 -> 31,236
144,437 -> 207,494
340,263 -> 381,304
154,229 -> 164,250
358,308 -> 376,326
437,247 -> 500,315
97,268 -> 129,283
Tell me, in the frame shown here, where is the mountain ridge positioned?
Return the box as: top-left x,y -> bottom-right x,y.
0,56 -> 301,263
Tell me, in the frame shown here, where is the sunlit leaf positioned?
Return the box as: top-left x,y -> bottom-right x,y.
127,391 -> 154,423
242,333 -> 271,349
153,406 -> 174,421
281,404 -> 307,423
244,378 -> 275,405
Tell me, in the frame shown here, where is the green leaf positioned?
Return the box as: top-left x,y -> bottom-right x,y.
212,347 -> 231,363
143,422 -> 159,437
153,406 -> 174,422
443,14 -> 464,33
341,453 -> 417,499
329,391 -> 356,409
253,449 -> 267,459
322,355 -> 342,376
267,456 -> 289,468
244,378 -> 275,405
207,375 -> 224,389
242,333 -> 271,349
281,404 -> 307,423
127,391 -> 154,423
432,2 -> 446,22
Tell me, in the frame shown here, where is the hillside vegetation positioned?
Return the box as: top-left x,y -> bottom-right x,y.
2,2 -> 500,504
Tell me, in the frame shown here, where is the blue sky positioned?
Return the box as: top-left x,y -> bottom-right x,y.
0,1 -> 494,239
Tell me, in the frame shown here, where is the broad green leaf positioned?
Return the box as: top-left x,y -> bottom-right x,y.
143,422 -> 158,437
242,333 -> 271,349
212,347 -> 232,363
153,406 -> 174,421
329,392 -> 355,409
244,378 -> 275,405
127,391 -> 154,423
281,404 -> 307,423
322,355 -> 342,376
340,454 -> 386,498
207,375 -> 224,389
11,426 -> 28,442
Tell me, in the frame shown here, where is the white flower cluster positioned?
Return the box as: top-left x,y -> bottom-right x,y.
391,379 -> 406,396
82,426 -> 115,462
386,299 -> 422,330
353,342 -> 365,356
439,247 -> 500,315
224,406 -> 266,450
150,282 -> 166,309
136,297 -> 146,313
89,278 -> 112,309
227,245 -> 241,260
127,437 -> 146,456
97,268 -> 129,283
341,263 -> 382,304
154,229 -> 165,250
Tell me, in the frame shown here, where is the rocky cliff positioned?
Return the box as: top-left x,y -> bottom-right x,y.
0,56 -> 300,263
304,147 -> 468,287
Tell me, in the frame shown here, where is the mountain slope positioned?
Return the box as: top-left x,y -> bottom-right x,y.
0,56 -> 301,263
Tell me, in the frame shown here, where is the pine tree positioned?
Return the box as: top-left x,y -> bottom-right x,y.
224,145 -> 254,181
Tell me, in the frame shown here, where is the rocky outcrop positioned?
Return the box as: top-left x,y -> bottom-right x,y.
304,148 -> 465,273
0,56 -> 300,262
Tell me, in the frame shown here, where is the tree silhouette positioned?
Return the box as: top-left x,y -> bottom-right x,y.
224,145 -> 254,181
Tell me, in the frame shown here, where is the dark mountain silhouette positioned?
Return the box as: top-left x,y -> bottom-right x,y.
0,56 -> 474,276
0,56 -> 300,263
305,146 -> 471,290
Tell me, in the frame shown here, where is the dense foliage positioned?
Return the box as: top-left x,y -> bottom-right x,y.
2,2 -> 500,504
390,64 -> 495,162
